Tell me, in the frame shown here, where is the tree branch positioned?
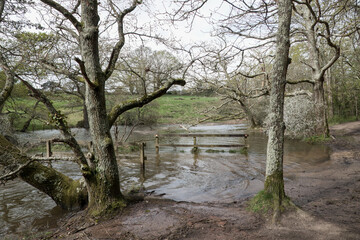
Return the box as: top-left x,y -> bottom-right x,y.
40,0 -> 82,31
108,78 -> 186,127
286,79 -> 315,85
74,57 -> 97,88
15,74 -> 88,167
104,0 -> 141,80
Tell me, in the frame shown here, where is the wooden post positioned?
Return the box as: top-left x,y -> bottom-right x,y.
155,135 -> 159,154
244,134 -> 248,147
46,140 -> 52,158
140,142 -> 146,170
192,136 -> 198,153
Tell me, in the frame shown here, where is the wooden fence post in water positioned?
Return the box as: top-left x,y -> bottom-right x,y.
155,135 -> 159,154
140,142 -> 146,170
46,140 -> 52,158
192,136 -> 198,153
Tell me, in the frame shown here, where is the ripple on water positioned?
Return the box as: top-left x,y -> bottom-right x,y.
3,124 -> 330,237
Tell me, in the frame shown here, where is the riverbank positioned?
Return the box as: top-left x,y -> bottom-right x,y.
25,121 -> 359,240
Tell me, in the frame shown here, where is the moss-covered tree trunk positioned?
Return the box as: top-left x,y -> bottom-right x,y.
77,0 -> 125,214
264,0 -> 292,221
0,135 -> 88,210
30,0 -> 184,215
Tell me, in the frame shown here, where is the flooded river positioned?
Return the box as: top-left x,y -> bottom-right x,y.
0,124 -> 329,237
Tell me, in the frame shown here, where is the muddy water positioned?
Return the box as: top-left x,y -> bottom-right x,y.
1,124 -> 329,237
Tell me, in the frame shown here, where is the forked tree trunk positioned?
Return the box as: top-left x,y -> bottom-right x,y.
264,0 -> 292,220
301,5 -> 339,137
78,0 -> 125,214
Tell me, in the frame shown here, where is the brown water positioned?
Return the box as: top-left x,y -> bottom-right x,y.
0,124 -> 329,237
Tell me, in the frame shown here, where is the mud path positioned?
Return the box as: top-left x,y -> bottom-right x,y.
41,121 -> 360,239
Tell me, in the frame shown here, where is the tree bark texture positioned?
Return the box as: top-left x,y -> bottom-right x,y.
78,0 -> 124,212
264,0 -> 292,213
0,57 -> 15,113
23,0 -> 186,214
301,5 -> 340,137
305,10 -> 329,137
0,135 -> 87,210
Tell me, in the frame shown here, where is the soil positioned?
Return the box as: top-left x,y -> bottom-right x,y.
42,121 -> 360,239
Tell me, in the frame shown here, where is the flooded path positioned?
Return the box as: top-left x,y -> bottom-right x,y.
0,124 -> 330,237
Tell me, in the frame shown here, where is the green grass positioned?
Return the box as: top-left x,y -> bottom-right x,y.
329,115 -> 359,125
5,94 -> 223,131
304,135 -> 331,144
152,95 -> 220,124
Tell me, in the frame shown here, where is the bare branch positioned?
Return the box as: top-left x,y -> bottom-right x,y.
108,78 -> 186,127
287,79 -> 315,85
74,57 -> 97,88
0,159 -> 34,183
104,0 -> 141,80
15,74 -> 88,167
40,0 -> 82,31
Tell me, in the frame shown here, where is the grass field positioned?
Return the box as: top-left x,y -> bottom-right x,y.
5,94 -> 227,131
151,95 -> 221,124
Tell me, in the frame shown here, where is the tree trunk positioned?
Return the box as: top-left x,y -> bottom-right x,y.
0,59 -> 15,113
83,102 -> 90,129
264,0 -> 292,221
84,82 -> 125,213
237,99 -> 259,128
326,70 -> 334,119
0,135 -> 88,210
301,5 -> 338,137
79,0 -> 125,214
313,79 -> 330,137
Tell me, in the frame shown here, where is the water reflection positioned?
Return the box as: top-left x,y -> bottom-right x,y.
1,124 -> 330,237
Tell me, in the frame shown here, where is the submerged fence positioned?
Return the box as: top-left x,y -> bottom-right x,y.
39,133 -> 249,171
154,133 -> 249,154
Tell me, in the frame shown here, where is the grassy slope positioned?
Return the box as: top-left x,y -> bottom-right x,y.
152,95 -> 220,124
5,94 -> 222,131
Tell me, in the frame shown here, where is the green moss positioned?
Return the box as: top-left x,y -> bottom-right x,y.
248,172 -> 294,220
191,147 -> 200,154
90,199 -> 127,218
247,190 -> 274,214
229,147 -> 248,155
304,135 -> 331,144
205,149 -> 225,153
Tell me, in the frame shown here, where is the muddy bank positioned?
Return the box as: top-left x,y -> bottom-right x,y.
16,121 -> 360,239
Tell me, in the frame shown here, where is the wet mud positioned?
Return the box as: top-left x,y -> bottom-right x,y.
38,121 -> 360,240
